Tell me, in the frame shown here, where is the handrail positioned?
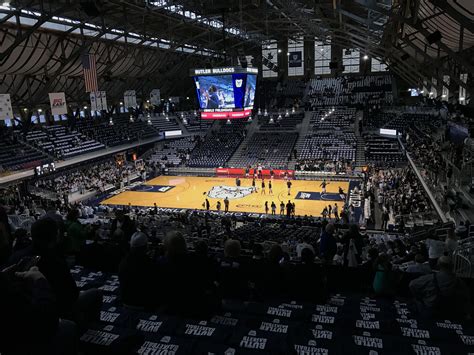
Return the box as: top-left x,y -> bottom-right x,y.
398,136 -> 448,223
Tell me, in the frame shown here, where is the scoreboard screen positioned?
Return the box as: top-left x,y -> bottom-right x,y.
191,67 -> 257,119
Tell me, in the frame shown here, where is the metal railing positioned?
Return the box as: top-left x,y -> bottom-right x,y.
453,241 -> 474,278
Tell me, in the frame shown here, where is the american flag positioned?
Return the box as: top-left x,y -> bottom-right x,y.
82,54 -> 98,92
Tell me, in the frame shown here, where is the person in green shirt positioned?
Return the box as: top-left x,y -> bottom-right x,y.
65,209 -> 86,255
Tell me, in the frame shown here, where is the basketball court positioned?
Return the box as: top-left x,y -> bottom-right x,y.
101,175 -> 351,217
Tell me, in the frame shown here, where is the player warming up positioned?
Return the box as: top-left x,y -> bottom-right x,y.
287,180 -> 292,196
224,197 -> 229,212
261,179 -> 266,195
320,179 -> 329,194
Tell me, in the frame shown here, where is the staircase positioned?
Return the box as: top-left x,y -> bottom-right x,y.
355,136 -> 366,167
355,110 -> 366,167
287,111 -> 313,169
226,118 -> 260,167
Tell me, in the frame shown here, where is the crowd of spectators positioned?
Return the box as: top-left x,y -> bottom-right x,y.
368,167 -> 434,231
295,159 -> 354,174
34,159 -> 138,198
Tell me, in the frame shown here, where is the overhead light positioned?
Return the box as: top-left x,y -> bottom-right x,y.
442,94 -> 447,98
186,96 -> 189,100
363,55 -> 369,60
264,109 -> 268,117
23,108 -> 28,112
165,115 -> 169,121
286,52 -> 290,56
109,118 -> 114,125
460,97 -> 465,101
278,49 -> 282,53
247,116 -> 253,122
38,108 -> 42,113
83,106 -> 87,109
226,119 -> 231,125
129,114 -> 134,122
285,110 -> 289,117
119,101 -> 123,105
269,117 -> 275,124
277,114 -> 282,121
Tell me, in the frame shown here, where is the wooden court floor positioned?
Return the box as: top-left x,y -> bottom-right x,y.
101,176 -> 350,217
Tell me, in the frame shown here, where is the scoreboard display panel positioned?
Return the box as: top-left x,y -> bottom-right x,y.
191,67 -> 257,119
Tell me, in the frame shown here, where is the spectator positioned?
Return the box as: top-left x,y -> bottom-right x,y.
118,232 -> 158,309
0,266 -> 77,354
9,218 -> 101,324
409,256 -> 471,320
296,235 -> 315,258
373,253 -> 395,296
217,239 -> 249,300
455,221 -> 467,239
406,254 -> 432,275
65,209 -> 86,256
110,209 -> 136,254
445,229 -> 458,256
0,207 -> 12,266
287,248 -> 327,303
320,223 -> 337,263
426,235 -> 446,269
9,217 -> 79,317
342,224 -> 364,267
258,244 -> 285,300
160,232 -> 216,316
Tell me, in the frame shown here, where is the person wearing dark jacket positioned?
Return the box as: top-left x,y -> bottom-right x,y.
409,256 -> 471,320
286,248 -> 327,303
119,232 -> 158,309
342,224 -> 364,267
159,232 -> 217,317
110,210 -> 136,254
8,217 -> 102,324
320,223 -> 337,263
9,217 -> 79,317
0,266 -> 77,355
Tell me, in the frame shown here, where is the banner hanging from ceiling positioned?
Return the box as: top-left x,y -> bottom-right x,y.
0,94 -> 13,120
124,90 -> 137,108
49,92 -> 68,116
150,89 -> 161,105
90,91 -> 107,111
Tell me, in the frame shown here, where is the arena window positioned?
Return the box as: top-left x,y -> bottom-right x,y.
343,49 -> 360,73
314,40 -> 331,75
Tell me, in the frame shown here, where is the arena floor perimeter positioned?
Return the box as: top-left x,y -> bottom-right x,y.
101,175 -> 350,217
